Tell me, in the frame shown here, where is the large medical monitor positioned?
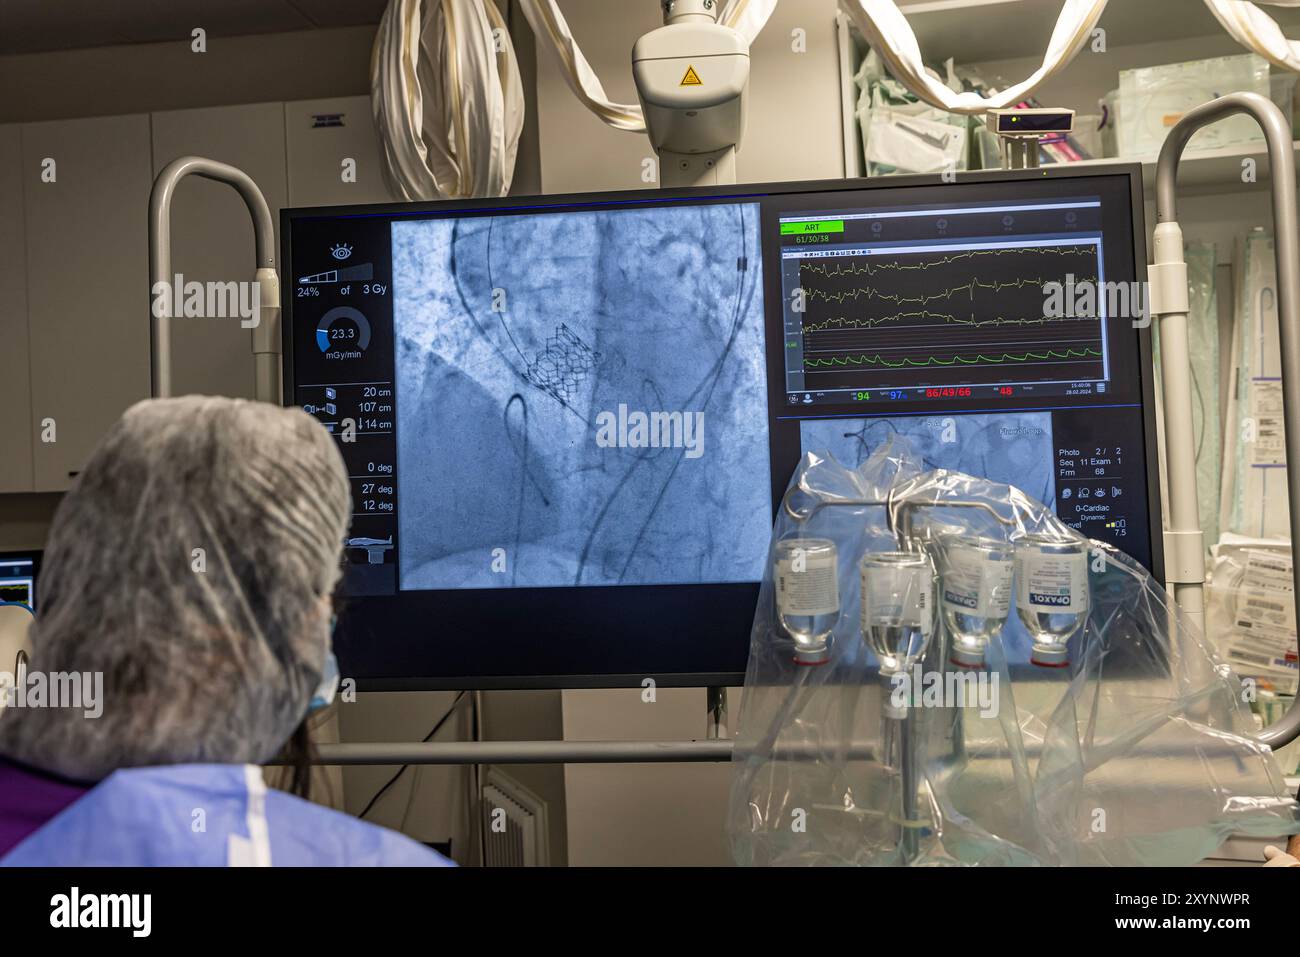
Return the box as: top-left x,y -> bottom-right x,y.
0,551 -> 40,608
282,166 -> 1160,689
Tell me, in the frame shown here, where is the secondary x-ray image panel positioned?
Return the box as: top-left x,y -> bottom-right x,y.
800,412 -> 1057,507
392,202 -> 770,591
801,412 -> 1057,663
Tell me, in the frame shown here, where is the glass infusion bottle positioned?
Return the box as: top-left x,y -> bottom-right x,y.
773,537 -> 839,664
940,534 -> 1013,669
860,551 -> 935,674
1014,534 -> 1089,667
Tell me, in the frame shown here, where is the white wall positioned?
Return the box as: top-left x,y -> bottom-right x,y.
0,26 -> 374,123
0,26 -> 379,549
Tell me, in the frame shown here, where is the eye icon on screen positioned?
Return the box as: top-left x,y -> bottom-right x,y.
316,306 -> 372,355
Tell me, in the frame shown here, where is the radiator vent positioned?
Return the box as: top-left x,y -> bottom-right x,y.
481,769 -> 549,867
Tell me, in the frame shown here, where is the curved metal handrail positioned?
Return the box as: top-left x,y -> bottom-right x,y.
148,156 -> 280,401
1154,93 -> 1300,749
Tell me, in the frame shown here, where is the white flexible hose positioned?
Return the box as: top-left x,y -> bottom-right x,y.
518,0 -> 778,135
517,0 -> 645,131
720,0 -> 781,44
1206,0 -> 1300,72
371,0 -> 524,199
842,0 -> 1108,114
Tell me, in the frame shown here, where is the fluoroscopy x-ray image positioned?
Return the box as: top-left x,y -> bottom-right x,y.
392,202 -> 771,590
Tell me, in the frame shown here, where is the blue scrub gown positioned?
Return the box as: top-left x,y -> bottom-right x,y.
0,763 -> 455,867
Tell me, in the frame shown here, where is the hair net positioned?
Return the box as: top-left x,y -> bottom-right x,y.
0,396 -> 350,780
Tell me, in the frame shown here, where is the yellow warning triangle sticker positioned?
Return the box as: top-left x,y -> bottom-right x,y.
680,65 -> 702,86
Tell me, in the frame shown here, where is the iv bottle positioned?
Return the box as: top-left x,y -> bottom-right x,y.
1014,534 -> 1089,667
940,535 -> 1013,669
773,537 -> 839,664
860,551 -> 935,675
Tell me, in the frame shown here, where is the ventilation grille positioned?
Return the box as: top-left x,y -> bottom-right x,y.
481,770 -> 549,867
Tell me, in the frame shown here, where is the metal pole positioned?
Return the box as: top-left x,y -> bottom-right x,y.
311,739 -> 736,765
706,685 -> 729,739
294,736 -> 1242,767
1153,93 -> 1300,749
148,156 -> 280,401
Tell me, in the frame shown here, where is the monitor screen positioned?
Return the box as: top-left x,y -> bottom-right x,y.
282,167 -> 1160,689
0,552 -> 39,609
388,203 -> 770,593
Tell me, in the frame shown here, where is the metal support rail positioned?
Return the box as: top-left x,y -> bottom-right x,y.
1152,93 -> 1300,749
310,740 -> 736,766
149,156 -> 281,402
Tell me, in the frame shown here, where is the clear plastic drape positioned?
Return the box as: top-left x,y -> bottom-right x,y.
730,441 -> 1300,865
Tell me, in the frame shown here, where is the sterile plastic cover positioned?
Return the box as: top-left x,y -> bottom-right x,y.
729,439 -> 1300,865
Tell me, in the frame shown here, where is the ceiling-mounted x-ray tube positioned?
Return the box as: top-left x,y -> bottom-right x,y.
517,0 -> 778,135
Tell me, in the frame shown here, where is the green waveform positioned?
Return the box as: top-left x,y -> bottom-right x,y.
804,347 -> 1103,369
798,245 -> 1095,279
803,311 -> 1096,332
801,274 -> 1089,308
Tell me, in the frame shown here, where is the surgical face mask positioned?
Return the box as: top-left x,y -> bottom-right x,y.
307,616 -> 340,713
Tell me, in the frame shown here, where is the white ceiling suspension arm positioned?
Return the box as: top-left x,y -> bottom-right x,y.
842,0 -> 1108,114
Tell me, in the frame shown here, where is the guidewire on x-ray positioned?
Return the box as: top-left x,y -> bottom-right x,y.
444,204 -> 759,587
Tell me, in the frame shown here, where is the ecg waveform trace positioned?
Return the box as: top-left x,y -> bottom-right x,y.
794,243 -> 1106,390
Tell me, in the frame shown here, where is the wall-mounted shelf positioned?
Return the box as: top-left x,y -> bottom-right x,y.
896,0 -> 1300,65
1065,139 -> 1300,195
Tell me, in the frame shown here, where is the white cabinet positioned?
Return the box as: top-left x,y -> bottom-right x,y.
145,97 -> 395,404
285,96 -> 398,207
23,114 -> 152,491
150,102 -> 289,400
0,126 -> 33,492
4,96 -> 393,495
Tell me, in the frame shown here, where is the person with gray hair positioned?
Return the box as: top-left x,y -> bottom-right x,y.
0,396 -> 451,866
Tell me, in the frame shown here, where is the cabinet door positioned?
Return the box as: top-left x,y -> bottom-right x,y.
23,114 -> 151,491
285,96 -> 398,207
151,102 -> 289,400
0,125 -> 33,492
